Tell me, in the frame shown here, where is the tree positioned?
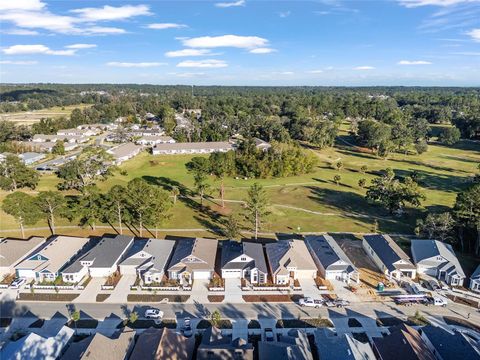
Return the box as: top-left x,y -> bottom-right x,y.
358,178 -> 366,188
333,174 -> 341,185
56,146 -> 115,191
360,165 -> 368,174
223,214 -> 241,239
171,186 -> 180,204
149,187 -> 173,238
186,157 -> 211,206
244,183 -> 270,239
415,212 -> 455,243
35,191 -> 66,234
126,178 -> 155,237
104,185 -> 128,234
51,140 -> 65,155
366,168 -> 425,214
70,309 -> 80,335
128,311 -> 139,324
209,151 -> 235,208
0,154 -> 39,191
454,184 -> 480,255
2,192 -> 40,238
334,161 -> 343,171
438,126 -> 461,145
75,185 -> 103,230
357,120 -> 393,157
158,104 -> 176,134
210,310 -> 221,327
415,140 -> 428,154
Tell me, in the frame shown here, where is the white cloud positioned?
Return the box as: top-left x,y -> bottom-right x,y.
308,70 -> 324,74
107,62 -> 167,68
354,66 -> 375,70
2,44 -> 76,56
467,28 -> 480,41
279,11 -> 291,18
452,51 -> 480,55
165,49 -> 213,57
3,29 -> 39,35
279,71 -> 294,75
215,0 -> 245,8
66,44 -> 97,49
182,35 -> 268,49
249,47 -> 276,54
398,0 -> 479,7
0,0 -> 45,11
177,59 -> 228,68
0,60 -> 38,65
148,23 -> 187,30
70,4 -> 151,21
82,27 -> 126,35
398,60 -> 432,65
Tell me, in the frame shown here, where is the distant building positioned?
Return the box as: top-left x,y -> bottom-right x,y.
1,325 -> 74,360
197,326 -> 254,360
136,135 -> 175,146
18,152 -> 45,165
411,239 -> 466,286
0,237 -> 45,278
167,238 -> 218,285
372,324 -> 435,360
362,234 -> 416,280
130,328 -> 195,360
152,141 -> 235,155
57,128 -> 99,137
20,141 -> 78,153
265,239 -> 317,285
221,241 -> 269,284
107,142 -> 142,164
305,235 -> 360,284
130,128 -> 165,137
470,264 -> 480,292
258,329 -> 313,360
315,329 -> 376,360
32,134 -> 59,143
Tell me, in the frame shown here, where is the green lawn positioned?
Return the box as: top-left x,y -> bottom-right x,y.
1,134 -> 479,238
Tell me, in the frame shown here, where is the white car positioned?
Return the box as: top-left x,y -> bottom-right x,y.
10,278 -> 26,289
298,297 -> 324,308
144,308 -> 164,319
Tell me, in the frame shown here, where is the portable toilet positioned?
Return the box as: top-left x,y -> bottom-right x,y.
377,282 -> 385,292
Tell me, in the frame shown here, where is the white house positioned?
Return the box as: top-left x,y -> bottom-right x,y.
32,134 -> 59,143
62,235 -> 134,282
135,135 -> 175,146
119,238 -> 175,285
19,152 -> 45,165
167,238 -> 218,285
152,141 -> 235,155
305,235 -> 360,284
220,241 -> 268,284
15,236 -> 91,282
411,239 -> 466,286
57,128 -> 99,137
107,143 -> 142,165
265,239 -> 317,285
362,234 -> 416,280
0,237 -> 45,278
470,265 -> 480,292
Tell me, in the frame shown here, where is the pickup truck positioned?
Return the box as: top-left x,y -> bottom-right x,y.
298,297 -> 324,308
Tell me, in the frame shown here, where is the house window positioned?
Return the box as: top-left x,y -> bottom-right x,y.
241,257 -> 246,261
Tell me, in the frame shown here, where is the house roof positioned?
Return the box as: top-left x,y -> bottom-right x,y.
411,239 -> 465,278
220,241 -> 268,273
0,237 -> 45,268
472,264 -> 480,281
16,236 -> 91,274
243,242 -> 268,273
197,327 -> 253,360
1,325 -> 74,360
421,326 -> 480,360
32,134 -> 58,141
107,143 -> 142,159
64,235 -> 133,272
265,239 -> 316,275
138,135 -> 173,142
372,324 -> 436,360
153,141 -> 234,152
168,238 -> 218,272
305,235 -> 357,272
129,328 -> 195,360
258,330 -> 313,360
61,330 -> 135,360
19,152 -> 44,162
120,238 -> 175,272
363,234 -> 413,272
314,329 -> 376,360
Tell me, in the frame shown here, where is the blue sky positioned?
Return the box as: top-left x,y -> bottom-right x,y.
0,0 -> 479,85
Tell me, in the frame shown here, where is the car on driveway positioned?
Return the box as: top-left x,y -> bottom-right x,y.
264,327 -> 274,342
10,278 -> 26,289
144,308 -> 164,319
298,297 -> 324,308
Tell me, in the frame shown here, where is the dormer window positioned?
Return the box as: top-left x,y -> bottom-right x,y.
241,257 -> 247,261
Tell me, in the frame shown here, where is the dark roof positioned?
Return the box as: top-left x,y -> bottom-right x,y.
221,241 -> 243,269
197,327 -> 253,360
305,235 -> 356,272
314,330 -> 376,360
372,324 -> 436,360
258,330 -> 313,360
129,328 -> 195,360
421,326 -> 480,360
243,242 -> 268,273
167,239 -> 195,270
411,240 -> 465,278
363,234 -> 410,272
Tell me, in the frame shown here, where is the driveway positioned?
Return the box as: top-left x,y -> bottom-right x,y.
74,278 -> 104,304
105,275 -> 136,303
224,278 -> 243,303
300,277 -> 321,298
331,279 -> 360,302
187,279 -> 209,304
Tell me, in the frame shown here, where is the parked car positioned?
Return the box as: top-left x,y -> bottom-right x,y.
182,317 -> 193,337
145,308 -> 164,319
10,278 -> 26,289
334,299 -> 350,308
264,328 -> 274,342
298,297 -> 324,308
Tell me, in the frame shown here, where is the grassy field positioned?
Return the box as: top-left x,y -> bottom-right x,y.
0,104 -> 92,125
0,129 -> 479,239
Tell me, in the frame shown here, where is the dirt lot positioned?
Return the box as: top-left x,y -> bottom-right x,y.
0,104 -> 92,125
331,234 -> 394,299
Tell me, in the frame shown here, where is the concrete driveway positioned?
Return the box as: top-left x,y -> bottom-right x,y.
105,275 -> 136,303
187,279 -> 209,304
74,278 -> 104,303
331,279 -> 360,302
300,277 -> 321,298
224,278 -> 243,303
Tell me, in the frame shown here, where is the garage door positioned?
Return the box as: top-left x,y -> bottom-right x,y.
119,265 -> 137,275
193,271 -> 211,279
222,270 -> 242,279
296,270 -> 317,279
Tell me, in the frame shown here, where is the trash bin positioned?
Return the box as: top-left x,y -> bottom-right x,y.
377,282 -> 385,292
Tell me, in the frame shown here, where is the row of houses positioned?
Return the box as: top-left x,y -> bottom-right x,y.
1,234 -> 475,289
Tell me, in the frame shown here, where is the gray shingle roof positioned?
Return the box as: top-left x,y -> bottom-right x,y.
243,242 -> 268,273
167,238 -> 217,272
363,234 -> 412,272
221,241 -> 268,273
265,239 -> 316,275
472,264 -> 480,281
120,238 -> 175,272
305,235 -> 357,272
411,239 -> 465,278
315,329 -> 376,360
421,326 -> 480,360
0,236 -> 45,268
221,241 -> 243,269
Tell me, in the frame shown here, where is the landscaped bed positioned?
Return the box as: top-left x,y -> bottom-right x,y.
126,294 -> 190,303
443,316 -> 480,332
118,319 -> 177,329
18,293 -> 79,301
96,294 -> 110,302
104,272 -> 122,288
196,319 -> 232,329
243,294 -> 303,303
276,318 -> 334,328
207,295 -> 224,303
67,319 -> 98,329
0,274 -> 15,285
